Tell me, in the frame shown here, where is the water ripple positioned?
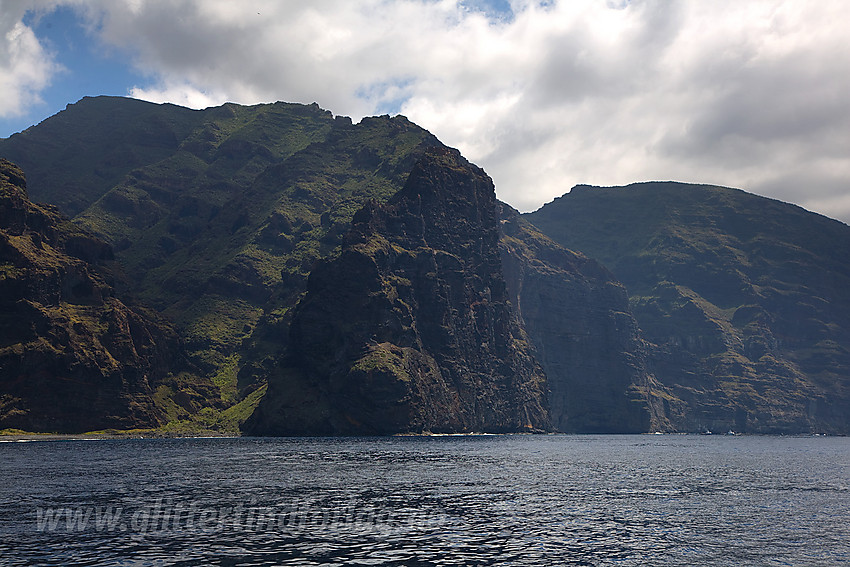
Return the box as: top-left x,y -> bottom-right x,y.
1,435 -> 849,566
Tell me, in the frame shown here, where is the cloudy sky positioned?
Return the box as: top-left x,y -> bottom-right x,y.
2,0 -> 849,222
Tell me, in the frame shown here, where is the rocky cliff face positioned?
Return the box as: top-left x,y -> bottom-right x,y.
1,97 -> 443,418
7,97 -> 848,435
498,204 -> 666,432
528,182 -> 850,434
0,159 -> 215,432
247,148 -> 550,435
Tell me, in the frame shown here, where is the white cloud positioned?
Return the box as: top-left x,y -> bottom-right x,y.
0,0 -> 62,117
128,82 -> 227,110
8,0 -> 850,222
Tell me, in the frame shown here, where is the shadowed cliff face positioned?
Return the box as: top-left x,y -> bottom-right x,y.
0,159 -> 215,432
528,182 -> 850,434
247,148 -> 550,435
498,204 -> 666,433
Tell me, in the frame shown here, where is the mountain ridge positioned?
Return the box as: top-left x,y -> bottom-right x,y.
527,181 -> 850,434
2,97 -> 445,424
2,97 -> 849,434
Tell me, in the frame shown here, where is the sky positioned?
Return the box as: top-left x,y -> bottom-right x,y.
1,0 -> 849,223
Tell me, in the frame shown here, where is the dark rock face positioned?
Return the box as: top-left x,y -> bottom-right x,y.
247,148 -> 550,435
0,159 -> 213,432
528,182 -> 850,434
498,204 -> 666,432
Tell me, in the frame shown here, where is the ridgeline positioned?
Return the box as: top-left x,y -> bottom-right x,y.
2,98 -> 848,434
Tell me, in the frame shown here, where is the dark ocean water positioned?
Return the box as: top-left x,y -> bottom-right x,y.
1,434 -> 848,566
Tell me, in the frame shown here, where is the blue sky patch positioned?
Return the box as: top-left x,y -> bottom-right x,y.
1,6 -> 146,138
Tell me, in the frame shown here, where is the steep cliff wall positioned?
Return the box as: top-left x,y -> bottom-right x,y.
499,204 -> 665,432
247,148 -> 550,434
0,159 -> 215,432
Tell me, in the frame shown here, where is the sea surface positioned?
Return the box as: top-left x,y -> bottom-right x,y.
1,434 -> 848,566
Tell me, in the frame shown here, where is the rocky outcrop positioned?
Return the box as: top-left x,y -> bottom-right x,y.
247,148 -> 550,435
0,159 -> 215,432
498,204 -> 665,432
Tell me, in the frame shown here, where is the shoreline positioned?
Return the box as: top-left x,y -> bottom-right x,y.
0,430 -> 238,442
1,430 -> 841,442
